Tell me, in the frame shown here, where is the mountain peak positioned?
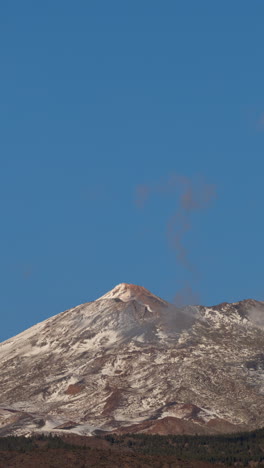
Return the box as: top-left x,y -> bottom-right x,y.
97,283 -> 152,301
96,283 -> 168,307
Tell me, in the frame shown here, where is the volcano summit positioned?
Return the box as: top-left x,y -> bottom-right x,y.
0,284 -> 264,437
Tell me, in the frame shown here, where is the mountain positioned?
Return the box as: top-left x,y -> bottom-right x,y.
0,283 -> 264,437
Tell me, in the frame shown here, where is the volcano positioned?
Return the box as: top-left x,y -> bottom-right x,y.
0,283 -> 264,437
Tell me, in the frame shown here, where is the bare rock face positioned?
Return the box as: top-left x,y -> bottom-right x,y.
0,283 -> 264,437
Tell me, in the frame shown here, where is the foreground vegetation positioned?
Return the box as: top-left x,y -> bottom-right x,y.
105,428 -> 264,466
1,429 -> 264,466
0,433 -> 78,452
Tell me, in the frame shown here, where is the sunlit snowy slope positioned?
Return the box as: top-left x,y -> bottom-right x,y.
1,283 -> 264,436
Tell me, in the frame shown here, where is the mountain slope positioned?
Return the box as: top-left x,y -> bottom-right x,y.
0,283 -> 264,436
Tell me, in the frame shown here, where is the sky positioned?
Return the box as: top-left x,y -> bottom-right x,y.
1,1 -> 264,341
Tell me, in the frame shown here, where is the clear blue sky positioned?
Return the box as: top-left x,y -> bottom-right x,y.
1,1 -> 264,341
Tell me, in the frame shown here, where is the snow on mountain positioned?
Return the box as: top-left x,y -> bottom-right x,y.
0,283 -> 264,437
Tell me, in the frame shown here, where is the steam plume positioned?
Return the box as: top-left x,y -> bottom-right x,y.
135,173 -> 216,303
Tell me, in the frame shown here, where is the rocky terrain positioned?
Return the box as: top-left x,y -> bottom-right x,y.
0,283 -> 264,437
